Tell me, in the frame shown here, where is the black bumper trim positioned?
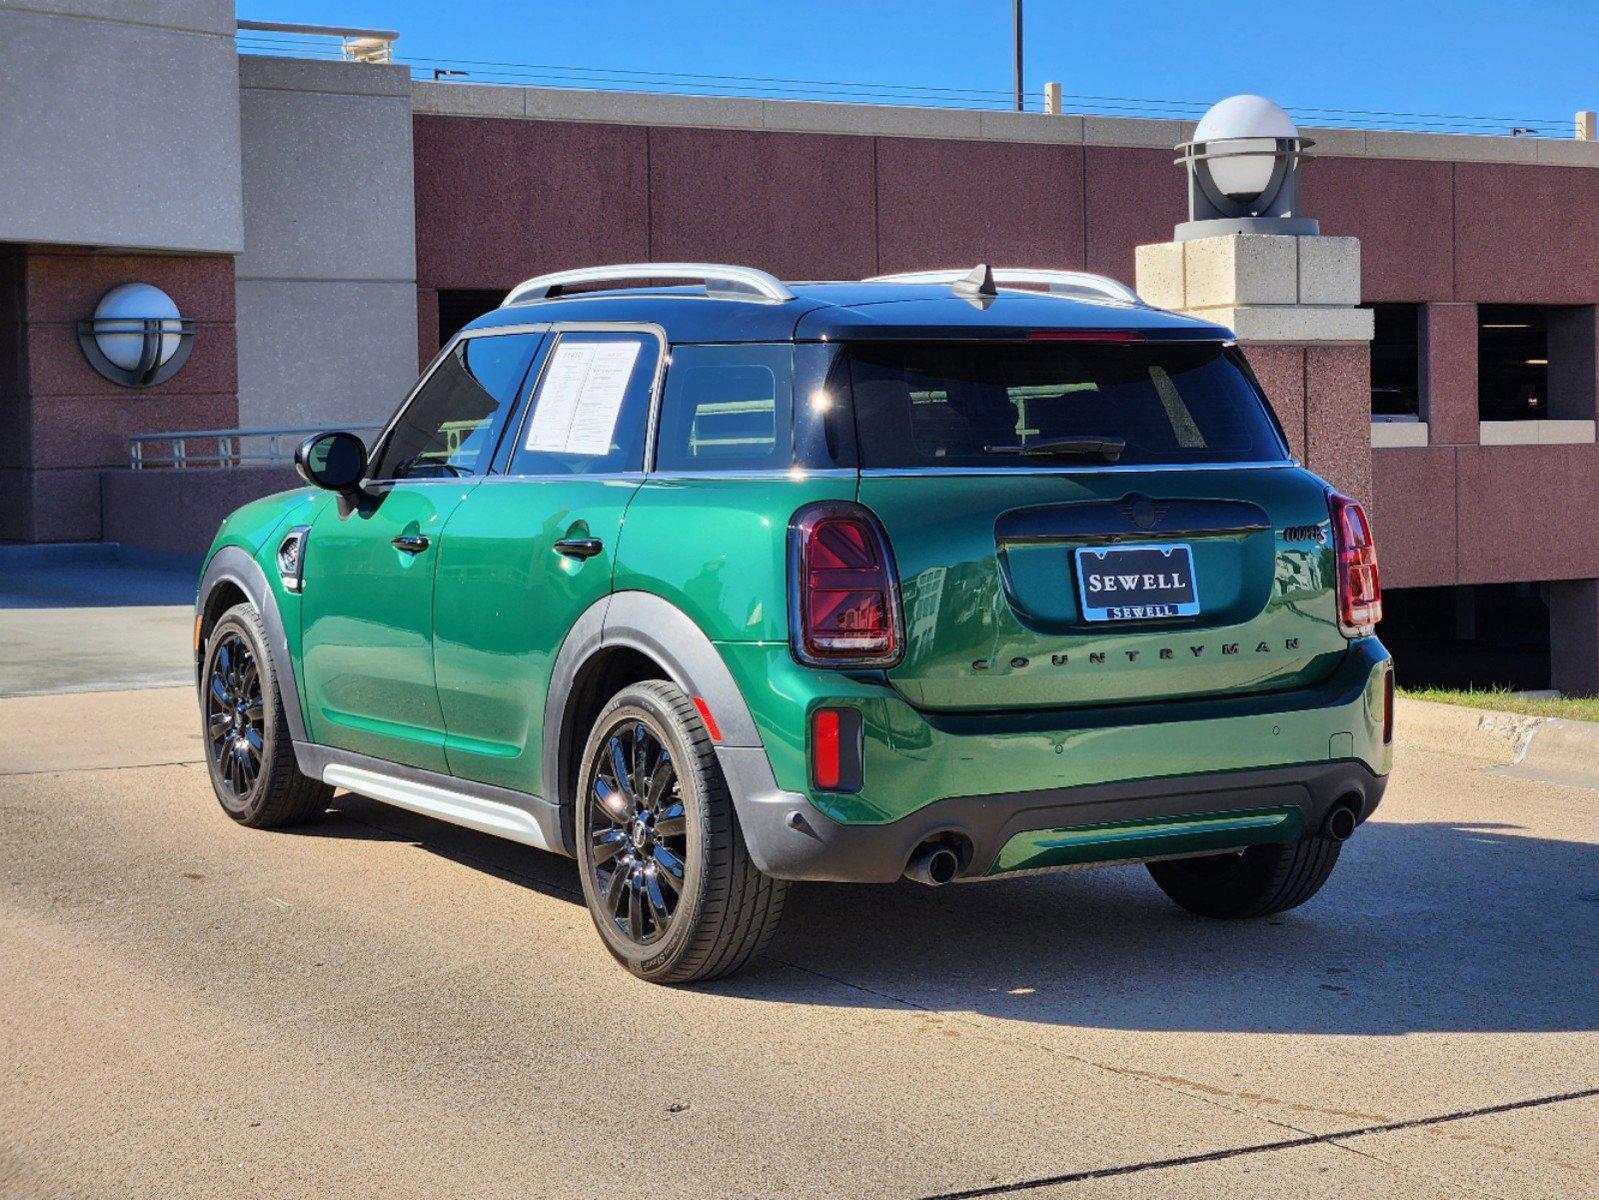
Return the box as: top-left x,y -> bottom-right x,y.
734,758 -> 1387,884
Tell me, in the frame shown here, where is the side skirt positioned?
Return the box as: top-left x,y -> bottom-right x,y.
295,743 -> 567,856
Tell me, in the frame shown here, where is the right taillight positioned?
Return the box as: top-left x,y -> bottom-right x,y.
1329,490 -> 1382,637
788,502 -> 903,668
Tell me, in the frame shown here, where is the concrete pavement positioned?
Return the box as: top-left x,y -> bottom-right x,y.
2,685 -> 1596,1198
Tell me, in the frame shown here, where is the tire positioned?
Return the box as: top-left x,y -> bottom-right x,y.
1146,835 -> 1342,920
575,680 -> 788,984
200,602 -> 332,829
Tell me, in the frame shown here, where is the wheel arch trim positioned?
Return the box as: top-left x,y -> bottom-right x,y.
197,546 -> 309,747
543,591 -> 782,848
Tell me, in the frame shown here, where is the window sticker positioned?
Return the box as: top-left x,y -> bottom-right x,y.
524,340 -> 644,456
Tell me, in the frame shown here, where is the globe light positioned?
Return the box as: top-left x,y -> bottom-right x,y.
76,283 -> 195,387
1174,95 -> 1318,239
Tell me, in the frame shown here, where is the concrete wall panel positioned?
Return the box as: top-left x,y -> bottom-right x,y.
238,59 -> 416,283
1083,147 -> 1185,285
0,2 -> 242,253
1371,447 -> 1458,589
412,115 -> 649,290
875,138 -> 1084,276
235,279 -> 418,429
102,465 -> 301,557
237,57 -> 419,430
1301,157 -> 1453,301
1454,163 -> 1599,303
1240,343 -> 1306,459
1455,444 -> 1599,582
647,128 -> 876,280
1420,302 -> 1479,445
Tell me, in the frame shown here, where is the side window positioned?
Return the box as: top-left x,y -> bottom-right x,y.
508,331 -> 659,476
371,333 -> 539,480
654,344 -> 794,473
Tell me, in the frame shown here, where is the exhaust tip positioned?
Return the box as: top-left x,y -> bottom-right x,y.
905,841 -> 962,886
1324,803 -> 1358,843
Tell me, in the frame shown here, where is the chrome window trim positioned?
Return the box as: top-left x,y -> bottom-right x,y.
499,321 -> 669,479
643,468 -> 857,482
364,322 -> 553,485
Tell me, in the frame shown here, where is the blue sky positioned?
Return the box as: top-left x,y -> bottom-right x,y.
239,1 -> 1598,134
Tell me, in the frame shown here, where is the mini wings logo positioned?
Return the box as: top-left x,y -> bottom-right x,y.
1119,494 -> 1167,531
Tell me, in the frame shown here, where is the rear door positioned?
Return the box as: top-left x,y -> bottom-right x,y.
432,326 -> 662,794
848,338 -> 1348,712
298,328 -> 542,770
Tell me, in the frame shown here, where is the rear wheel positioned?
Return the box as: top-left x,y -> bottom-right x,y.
1146,836 -> 1342,919
575,680 -> 787,984
201,602 -> 331,828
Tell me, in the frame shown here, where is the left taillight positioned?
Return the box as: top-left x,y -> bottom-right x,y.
788,502 -> 904,668
1329,491 -> 1381,637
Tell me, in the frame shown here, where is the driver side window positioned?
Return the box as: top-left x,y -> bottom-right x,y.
370,332 -> 540,480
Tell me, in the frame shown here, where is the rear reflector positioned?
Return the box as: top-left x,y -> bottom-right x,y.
789,502 -> 904,668
1329,490 -> 1382,637
1383,669 -> 1395,744
809,706 -> 863,793
1027,329 -> 1143,342
691,696 -> 722,743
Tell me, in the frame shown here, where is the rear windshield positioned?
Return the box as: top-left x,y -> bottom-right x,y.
847,341 -> 1287,469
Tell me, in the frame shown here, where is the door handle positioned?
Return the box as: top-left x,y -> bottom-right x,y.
554,537 -> 604,560
391,533 -> 431,554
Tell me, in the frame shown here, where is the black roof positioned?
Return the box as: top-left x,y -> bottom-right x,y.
462,280 -> 1234,344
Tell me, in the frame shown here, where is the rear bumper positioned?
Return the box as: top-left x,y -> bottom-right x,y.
723,754 -> 1386,882
715,636 -> 1392,883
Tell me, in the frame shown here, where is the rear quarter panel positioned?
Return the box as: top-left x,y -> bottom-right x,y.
612,475 -> 856,643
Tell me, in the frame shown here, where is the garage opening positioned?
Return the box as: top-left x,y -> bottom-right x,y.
1380,583 -> 1550,690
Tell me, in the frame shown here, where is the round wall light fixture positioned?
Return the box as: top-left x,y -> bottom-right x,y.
1174,94 -> 1319,240
76,283 -> 195,388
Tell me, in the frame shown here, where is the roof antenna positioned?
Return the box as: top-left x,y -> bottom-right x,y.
952,263 -> 997,299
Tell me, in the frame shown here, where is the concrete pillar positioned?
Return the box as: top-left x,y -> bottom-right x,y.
1135,232 -> 1375,501
1042,82 -> 1063,116
1578,111 -> 1597,142
1419,302 -> 1479,445
1549,579 -> 1599,697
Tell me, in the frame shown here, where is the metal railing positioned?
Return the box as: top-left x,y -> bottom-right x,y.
129,424 -> 384,470
236,19 -> 399,65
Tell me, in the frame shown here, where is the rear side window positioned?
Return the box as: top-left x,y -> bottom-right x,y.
847,341 -> 1287,469
508,331 -> 659,476
371,332 -> 539,479
655,344 -> 794,473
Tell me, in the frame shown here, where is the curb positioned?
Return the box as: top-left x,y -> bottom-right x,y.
1395,696 -> 1599,782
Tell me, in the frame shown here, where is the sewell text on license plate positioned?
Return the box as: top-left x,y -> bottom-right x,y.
1075,543 -> 1199,622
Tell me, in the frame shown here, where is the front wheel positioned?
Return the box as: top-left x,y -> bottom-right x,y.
575,680 -> 787,984
1146,835 -> 1342,919
201,602 -> 332,828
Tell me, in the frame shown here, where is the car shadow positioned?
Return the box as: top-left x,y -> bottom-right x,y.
311,793 -> 1599,1037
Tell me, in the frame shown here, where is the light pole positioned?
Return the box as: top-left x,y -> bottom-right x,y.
1013,0 -> 1024,112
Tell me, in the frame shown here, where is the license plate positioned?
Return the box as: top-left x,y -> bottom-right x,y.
1075,543 -> 1199,622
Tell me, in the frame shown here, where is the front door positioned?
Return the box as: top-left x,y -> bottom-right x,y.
298,327 -> 545,771
433,327 -> 663,795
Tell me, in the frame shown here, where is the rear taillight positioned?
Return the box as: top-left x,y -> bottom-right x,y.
1329,490 -> 1382,637
789,502 -> 904,668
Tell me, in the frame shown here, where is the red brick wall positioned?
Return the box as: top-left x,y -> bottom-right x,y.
4,247 -> 237,542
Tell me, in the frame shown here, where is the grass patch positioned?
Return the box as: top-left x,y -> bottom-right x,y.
1400,685 -> 1599,724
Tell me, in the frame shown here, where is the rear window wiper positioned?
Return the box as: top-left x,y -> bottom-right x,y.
982,437 -> 1126,463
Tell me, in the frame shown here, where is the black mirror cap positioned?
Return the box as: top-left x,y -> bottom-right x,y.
294,431 -> 368,494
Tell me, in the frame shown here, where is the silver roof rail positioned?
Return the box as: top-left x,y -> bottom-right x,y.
502,263 -> 795,307
865,267 -> 1146,307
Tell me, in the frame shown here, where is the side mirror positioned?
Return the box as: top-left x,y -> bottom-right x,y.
294,431 -> 369,496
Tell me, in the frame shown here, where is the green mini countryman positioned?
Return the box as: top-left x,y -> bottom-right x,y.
196,262 -> 1391,984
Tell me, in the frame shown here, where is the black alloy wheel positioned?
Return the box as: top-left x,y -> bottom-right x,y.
205,630 -> 265,798
584,718 -> 689,946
